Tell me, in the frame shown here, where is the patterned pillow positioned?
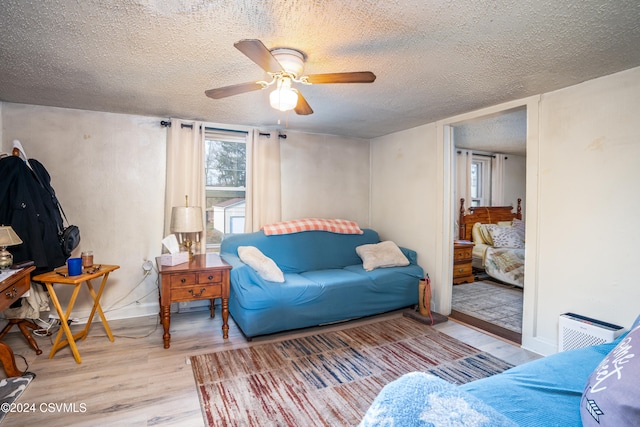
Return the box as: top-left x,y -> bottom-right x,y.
487,225 -> 525,249
512,218 -> 526,241
580,323 -> 640,426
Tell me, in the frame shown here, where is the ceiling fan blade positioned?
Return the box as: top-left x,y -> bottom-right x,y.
294,92 -> 313,115
205,82 -> 264,99
304,71 -> 376,84
234,39 -> 283,73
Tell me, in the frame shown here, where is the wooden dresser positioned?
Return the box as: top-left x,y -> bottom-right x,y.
453,240 -> 475,285
0,266 -> 35,376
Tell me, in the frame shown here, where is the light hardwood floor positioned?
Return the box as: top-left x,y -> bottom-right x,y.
0,306 -> 540,426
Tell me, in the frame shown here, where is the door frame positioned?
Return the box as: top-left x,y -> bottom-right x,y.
434,95 -> 541,348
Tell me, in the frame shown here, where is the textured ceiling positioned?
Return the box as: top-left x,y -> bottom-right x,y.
1,0 -> 640,140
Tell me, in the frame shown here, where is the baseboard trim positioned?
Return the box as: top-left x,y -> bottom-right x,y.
449,309 -> 522,344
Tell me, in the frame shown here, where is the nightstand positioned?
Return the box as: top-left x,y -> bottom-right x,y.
156,253 -> 232,349
453,240 -> 475,285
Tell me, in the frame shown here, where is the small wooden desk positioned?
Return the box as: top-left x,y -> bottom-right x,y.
32,264 -> 119,364
0,266 -> 35,377
156,254 -> 231,349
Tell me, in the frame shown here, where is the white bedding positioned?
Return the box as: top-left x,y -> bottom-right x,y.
483,246 -> 525,288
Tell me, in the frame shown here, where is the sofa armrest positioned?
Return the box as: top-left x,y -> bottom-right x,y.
359,372 -> 517,427
399,246 -> 418,265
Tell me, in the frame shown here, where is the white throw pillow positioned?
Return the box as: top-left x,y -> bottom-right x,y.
356,241 -> 410,271
237,246 -> 285,282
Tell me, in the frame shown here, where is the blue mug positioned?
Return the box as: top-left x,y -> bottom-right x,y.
67,258 -> 82,276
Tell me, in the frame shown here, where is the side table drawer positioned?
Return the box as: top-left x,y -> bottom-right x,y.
169,273 -> 197,287
172,283 -> 222,301
1,280 -> 28,308
454,248 -> 473,261
453,262 -> 473,278
198,271 -> 222,284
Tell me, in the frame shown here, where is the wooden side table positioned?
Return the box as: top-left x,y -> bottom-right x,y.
0,266 -> 35,377
156,253 -> 231,349
32,264 -> 119,364
453,240 -> 475,285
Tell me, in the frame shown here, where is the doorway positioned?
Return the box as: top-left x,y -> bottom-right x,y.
449,107 -> 526,342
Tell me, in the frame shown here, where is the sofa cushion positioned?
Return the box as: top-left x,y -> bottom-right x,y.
221,229 -> 381,273
237,246 -> 284,282
461,340 -> 621,426
356,241 -> 410,271
580,323 -> 640,426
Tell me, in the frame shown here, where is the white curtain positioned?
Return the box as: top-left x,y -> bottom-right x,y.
455,149 -> 472,213
244,130 -> 281,232
164,119 -> 206,253
491,154 -> 506,206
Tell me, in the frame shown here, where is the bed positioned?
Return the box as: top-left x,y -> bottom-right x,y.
458,198 -> 525,287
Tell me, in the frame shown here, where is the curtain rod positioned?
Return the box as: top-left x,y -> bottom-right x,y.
456,150 -> 502,159
160,121 -> 285,138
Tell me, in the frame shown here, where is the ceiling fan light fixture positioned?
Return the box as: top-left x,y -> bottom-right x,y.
270,48 -> 305,77
269,77 -> 298,112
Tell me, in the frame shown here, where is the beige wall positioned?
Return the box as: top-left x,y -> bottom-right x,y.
280,131 -> 370,226
371,66 -> 640,355
1,105 -> 370,321
2,104 -> 167,320
504,154 -> 526,216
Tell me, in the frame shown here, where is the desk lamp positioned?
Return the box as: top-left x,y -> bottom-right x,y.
170,196 -> 204,260
0,225 -> 23,269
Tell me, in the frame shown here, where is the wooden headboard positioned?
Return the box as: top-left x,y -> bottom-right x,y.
458,198 -> 522,241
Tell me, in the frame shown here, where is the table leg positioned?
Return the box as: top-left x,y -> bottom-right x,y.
221,298 -> 229,339
83,275 -> 114,342
0,342 -> 22,377
161,305 -> 171,349
209,298 -> 215,318
45,283 -> 83,364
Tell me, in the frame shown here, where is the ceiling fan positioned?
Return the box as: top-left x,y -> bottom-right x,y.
205,39 -> 376,115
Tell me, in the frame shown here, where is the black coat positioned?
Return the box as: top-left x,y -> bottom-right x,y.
0,155 -> 66,274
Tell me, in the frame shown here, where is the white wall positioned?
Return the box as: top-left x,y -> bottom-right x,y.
371,66 -> 640,355
504,154 -> 526,215
2,103 -> 166,321
280,131 -> 370,227
370,124 -> 438,286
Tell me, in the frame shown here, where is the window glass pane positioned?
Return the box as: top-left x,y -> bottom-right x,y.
470,162 -> 479,198
204,132 -> 247,251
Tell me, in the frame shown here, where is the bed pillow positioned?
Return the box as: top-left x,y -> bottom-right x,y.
478,224 -> 496,245
237,246 -> 285,282
472,222 -> 488,245
580,323 -> 640,426
356,241 -> 410,271
487,225 -> 525,249
512,218 -> 526,241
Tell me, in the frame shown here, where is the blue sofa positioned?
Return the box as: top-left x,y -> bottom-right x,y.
220,229 -> 424,338
360,317 -> 640,426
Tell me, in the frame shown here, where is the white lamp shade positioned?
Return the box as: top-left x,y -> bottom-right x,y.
0,226 -> 22,247
269,77 -> 298,112
170,207 -> 204,233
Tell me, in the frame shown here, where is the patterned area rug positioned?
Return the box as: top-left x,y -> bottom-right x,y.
452,280 -> 523,332
0,372 -> 35,423
190,316 -> 514,426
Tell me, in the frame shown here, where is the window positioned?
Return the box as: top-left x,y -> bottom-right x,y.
470,156 -> 491,206
204,129 -> 247,250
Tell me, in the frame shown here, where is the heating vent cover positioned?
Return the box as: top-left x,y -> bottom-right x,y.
558,313 -> 624,352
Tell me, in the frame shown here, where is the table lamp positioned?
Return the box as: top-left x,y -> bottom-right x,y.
0,225 -> 23,269
170,196 -> 204,260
